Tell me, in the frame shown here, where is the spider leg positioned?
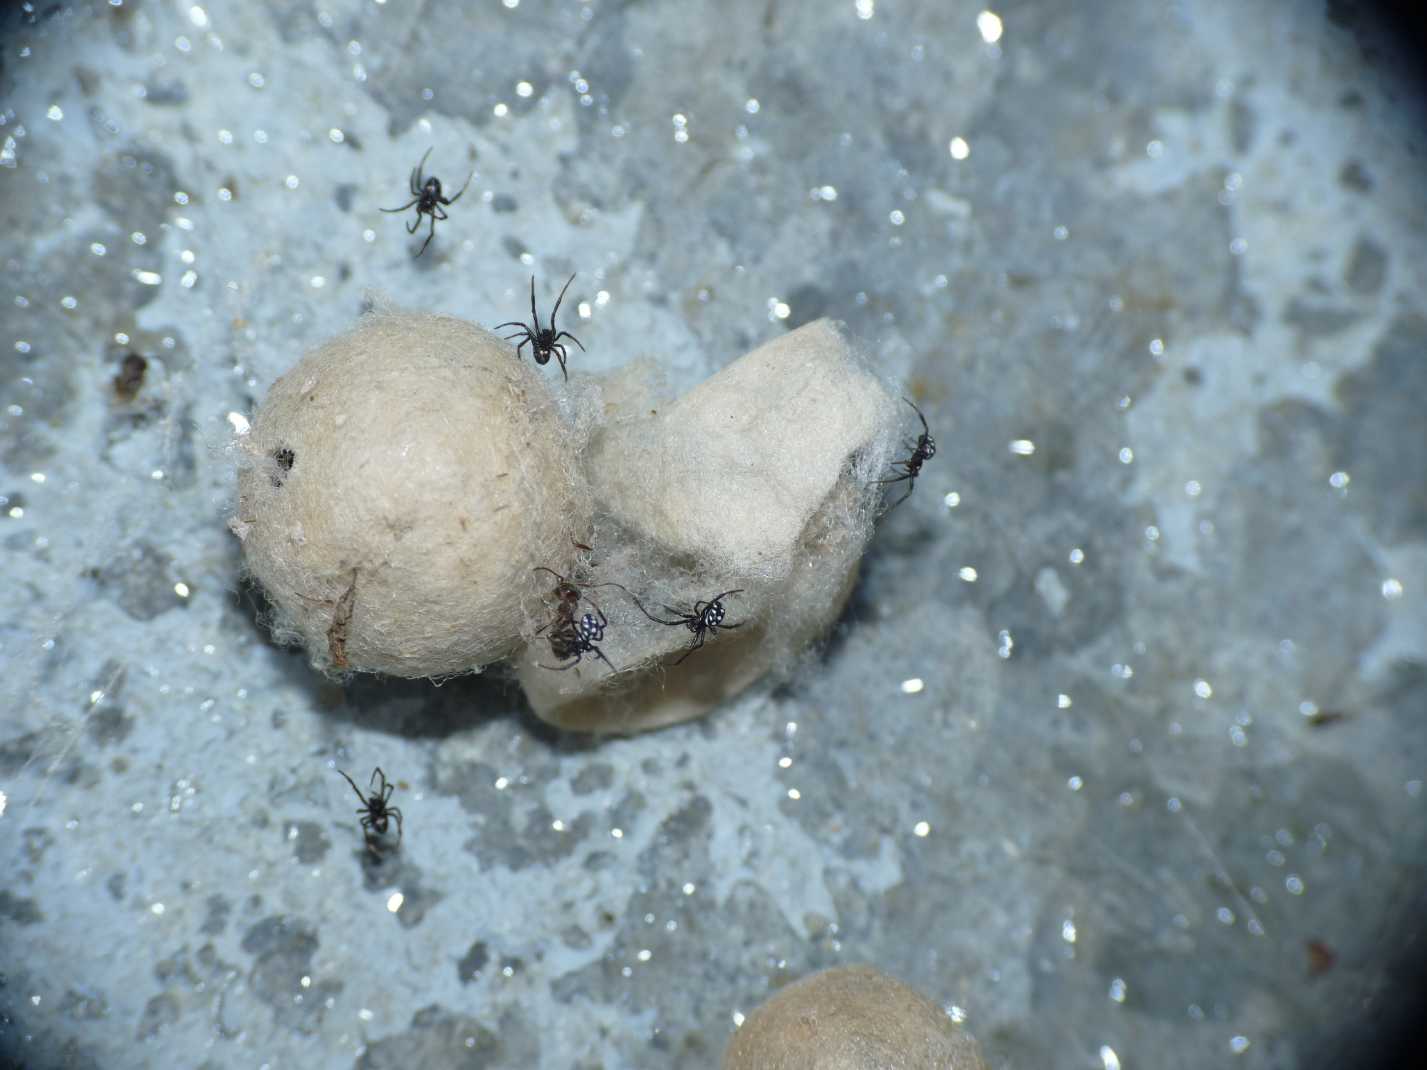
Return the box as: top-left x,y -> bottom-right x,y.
433,205 -> 449,221
720,621 -> 745,630
389,808 -> 403,842
600,584 -> 659,623
414,146 -> 433,188
882,480 -> 916,512
528,275 -> 539,331
381,198 -> 420,214
446,168 -> 475,203
554,345 -> 568,381
590,645 -> 618,673
551,273 -> 576,328
405,215 -> 420,234
659,605 -> 698,627
709,589 -> 744,606
903,397 -> 931,439
338,769 -> 368,805
416,214 -> 436,256
670,630 -> 707,666
554,331 -> 586,351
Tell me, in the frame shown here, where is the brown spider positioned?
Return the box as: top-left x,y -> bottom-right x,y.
380,147 -> 472,257
337,767 -> 403,853
532,566 -> 617,672
496,274 -> 585,380
873,398 -> 936,511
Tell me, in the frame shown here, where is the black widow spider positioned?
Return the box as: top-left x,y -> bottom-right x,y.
631,588 -> 745,665
533,566 -> 617,673
337,766 -> 403,853
496,275 -> 585,381
873,398 -> 936,511
380,147 -> 473,257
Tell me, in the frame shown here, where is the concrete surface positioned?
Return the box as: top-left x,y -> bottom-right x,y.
1,1 -> 1424,1068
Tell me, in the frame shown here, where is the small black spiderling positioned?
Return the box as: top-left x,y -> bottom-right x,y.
496,274 -> 585,380
337,766 -> 403,854
380,147 -> 473,257
873,398 -> 936,511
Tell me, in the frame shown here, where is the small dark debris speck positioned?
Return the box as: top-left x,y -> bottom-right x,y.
1307,939 -> 1337,976
113,353 -> 148,401
457,940 -> 489,983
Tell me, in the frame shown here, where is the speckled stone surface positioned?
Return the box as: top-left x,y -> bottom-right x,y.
2,2 -> 1424,1068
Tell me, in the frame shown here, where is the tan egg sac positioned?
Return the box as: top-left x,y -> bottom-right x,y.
722,966 -> 985,1070
231,311 -> 590,678
587,319 -> 892,581
517,319 -> 899,733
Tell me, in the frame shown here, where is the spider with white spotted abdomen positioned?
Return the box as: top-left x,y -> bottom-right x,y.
533,566 -> 618,672
630,588 -> 745,665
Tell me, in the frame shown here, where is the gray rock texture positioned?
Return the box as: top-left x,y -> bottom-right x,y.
1,2 -> 1423,1068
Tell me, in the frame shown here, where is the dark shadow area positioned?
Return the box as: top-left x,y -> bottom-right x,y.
1309,895 -> 1427,1070
1330,0 -> 1427,111
230,575 -> 522,741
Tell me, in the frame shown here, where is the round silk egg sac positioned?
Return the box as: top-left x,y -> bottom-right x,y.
232,311 -> 590,678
